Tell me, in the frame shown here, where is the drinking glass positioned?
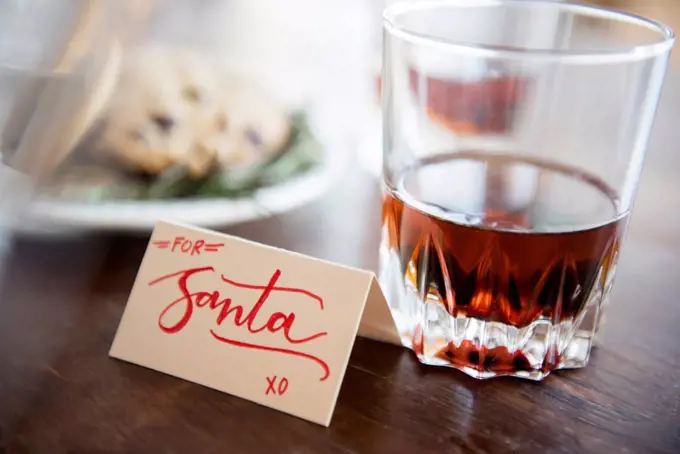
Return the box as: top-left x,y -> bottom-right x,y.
0,0 -> 132,242
379,0 -> 674,380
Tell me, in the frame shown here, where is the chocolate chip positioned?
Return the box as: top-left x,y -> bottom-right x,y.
215,114 -> 228,132
151,115 -> 175,133
244,128 -> 262,147
468,351 -> 480,365
444,350 -> 454,359
182,86 -> 201,103
128,129 -> 145,142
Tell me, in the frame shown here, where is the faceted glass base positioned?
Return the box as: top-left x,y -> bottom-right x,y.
394,311 -> 596,380
380,242 -> 608,381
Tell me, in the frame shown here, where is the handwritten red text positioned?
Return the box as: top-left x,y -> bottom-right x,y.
265,375 -> 289,395
152,237 -> 224,255
148,267 -> 330,380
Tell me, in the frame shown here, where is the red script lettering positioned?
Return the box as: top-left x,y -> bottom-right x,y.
265,375 -> 289,395
148,267 -> 330,381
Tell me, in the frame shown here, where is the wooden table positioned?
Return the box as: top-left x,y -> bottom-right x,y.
2,76 -> 680,454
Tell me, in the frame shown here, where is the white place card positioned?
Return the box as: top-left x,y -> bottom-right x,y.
110,221 -> 400,426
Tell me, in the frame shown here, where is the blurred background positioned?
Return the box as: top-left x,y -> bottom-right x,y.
1,0 -> 378,235
0,0 -> 677,239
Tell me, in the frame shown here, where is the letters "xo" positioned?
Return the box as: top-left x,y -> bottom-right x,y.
265,375 -> 289,396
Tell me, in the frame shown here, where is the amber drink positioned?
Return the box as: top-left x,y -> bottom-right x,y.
380,1 -> 673,379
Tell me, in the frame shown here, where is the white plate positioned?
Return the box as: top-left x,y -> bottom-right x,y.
24,143 -> 346,234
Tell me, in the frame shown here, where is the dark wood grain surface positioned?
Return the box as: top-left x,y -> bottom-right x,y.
1,72 -> 680,454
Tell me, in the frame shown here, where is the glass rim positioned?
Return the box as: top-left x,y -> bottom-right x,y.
383,0 -> 675,63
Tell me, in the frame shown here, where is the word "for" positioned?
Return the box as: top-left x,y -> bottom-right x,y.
266,375 -> 289,396
152,236 -> 224,255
